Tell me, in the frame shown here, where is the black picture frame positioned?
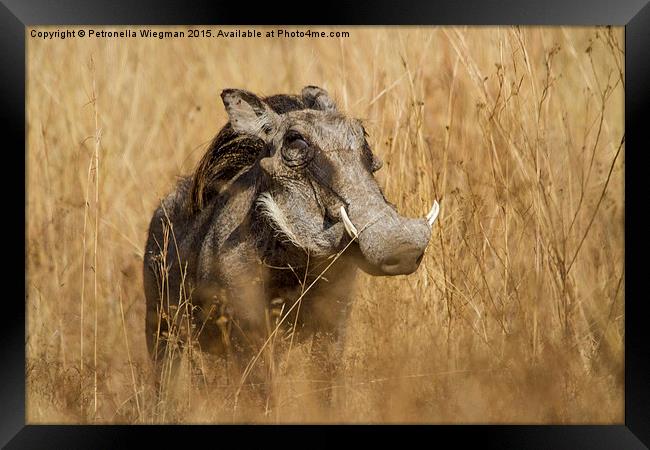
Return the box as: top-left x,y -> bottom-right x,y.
4,0 -> 648,448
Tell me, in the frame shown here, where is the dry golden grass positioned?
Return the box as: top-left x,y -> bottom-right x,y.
26,26 -> 624,424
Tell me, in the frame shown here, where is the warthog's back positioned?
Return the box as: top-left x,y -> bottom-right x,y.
143,177 -> 209,359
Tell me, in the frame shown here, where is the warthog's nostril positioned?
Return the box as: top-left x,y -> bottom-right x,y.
382,256 -> 401,267
379,249 -> 425,276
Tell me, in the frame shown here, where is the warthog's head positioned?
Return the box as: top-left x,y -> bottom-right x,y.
219,86 -> 439,276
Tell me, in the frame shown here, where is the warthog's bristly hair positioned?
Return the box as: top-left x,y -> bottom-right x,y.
189,126 -> 265,213
256,192 -> 304,249
188,94 -> 311,214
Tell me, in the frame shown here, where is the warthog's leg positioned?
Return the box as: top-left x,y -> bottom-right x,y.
297,292 -> 353,413
203,278 -> 277,410
145,298 -> 196,408
260,297 -> 288,415
288,260 -> 356,413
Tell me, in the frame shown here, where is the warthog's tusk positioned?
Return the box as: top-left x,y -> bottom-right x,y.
426,200 -> 440,227
340,206 -> 359,240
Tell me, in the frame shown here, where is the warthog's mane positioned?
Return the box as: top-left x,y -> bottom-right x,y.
188,94 -> 309,214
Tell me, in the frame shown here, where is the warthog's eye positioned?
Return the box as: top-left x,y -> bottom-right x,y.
284,131 -> 309,151
282,131 -> 313,168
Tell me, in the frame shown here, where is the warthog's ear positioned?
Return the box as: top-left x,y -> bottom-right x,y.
301,85 -> 338,112
221,89 -> 279,139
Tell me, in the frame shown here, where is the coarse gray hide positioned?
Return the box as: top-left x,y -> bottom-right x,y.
143,86 -> 438,367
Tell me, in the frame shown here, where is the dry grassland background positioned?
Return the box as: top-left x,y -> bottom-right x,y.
26,26 -> 624,423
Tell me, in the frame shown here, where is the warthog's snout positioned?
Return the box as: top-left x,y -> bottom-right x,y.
378,240 -> 426,275
342,201 -> 439,277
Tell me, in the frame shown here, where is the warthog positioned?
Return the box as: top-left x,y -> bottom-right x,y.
143,86 -> 439,377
